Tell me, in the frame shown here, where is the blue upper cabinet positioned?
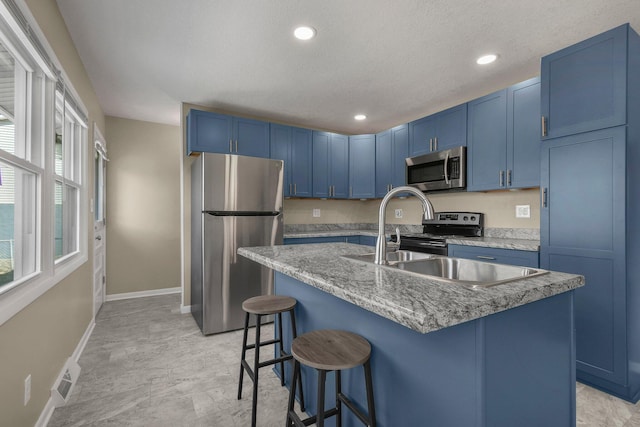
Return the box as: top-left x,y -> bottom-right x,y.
233,117 -> 270,157
468,78 -> 541,191
290,127 -> 313,197
349,134 -> 376,198
376,124 -> 409,197
408,104 -> 467,156
186,109 -> 269,157
541,24 -> 629,139
467,89 -> 508,191
270,124 -> 313,197
187,109 -> 233,155
507,77 -> 541,189
312,131 -> 348,198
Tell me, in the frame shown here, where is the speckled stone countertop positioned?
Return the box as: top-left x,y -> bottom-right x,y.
238,243 -> 583,334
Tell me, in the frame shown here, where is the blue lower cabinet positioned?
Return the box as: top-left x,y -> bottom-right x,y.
448,244 -> 539,268
358,235 -> 377,247
275,272 -> 575,426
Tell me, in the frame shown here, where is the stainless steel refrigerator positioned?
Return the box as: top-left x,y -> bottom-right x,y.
191,153 -> 283,335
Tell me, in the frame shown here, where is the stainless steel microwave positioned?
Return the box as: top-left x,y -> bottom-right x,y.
406,146 -> 466,192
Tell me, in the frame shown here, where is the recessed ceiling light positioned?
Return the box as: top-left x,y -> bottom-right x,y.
477,54 -> 498,65
354,114 -> 367,121
294,26 -> 316,40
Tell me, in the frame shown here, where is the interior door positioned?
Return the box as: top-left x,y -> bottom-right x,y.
93,126 -> 108,317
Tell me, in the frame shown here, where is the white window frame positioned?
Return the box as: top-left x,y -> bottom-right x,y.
0,0 -> 89,326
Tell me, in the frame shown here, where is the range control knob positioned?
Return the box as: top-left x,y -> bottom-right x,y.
470,216 -> 476,221
463,216 -> 469,221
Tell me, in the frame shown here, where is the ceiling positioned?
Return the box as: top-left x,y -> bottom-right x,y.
56,0 -> 640,135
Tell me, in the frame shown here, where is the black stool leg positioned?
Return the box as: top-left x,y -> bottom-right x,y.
364,360 -> 376,427
237,312 -> 250,400
335,370 -> 342,427
278,312 -> 285,386
289,309 -> 305,412
317,369 -> 326,427
251,314 -> 262,427
285,359 -> 299,427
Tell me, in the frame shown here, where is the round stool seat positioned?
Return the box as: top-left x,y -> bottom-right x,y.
242,295 -> 297,315
292,329 -> 371,371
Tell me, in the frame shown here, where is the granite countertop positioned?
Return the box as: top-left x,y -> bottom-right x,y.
238,243 -> 583,334
284,229 -> 540,251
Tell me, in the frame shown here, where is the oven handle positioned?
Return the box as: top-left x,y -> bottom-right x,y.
444,152 -> 450,184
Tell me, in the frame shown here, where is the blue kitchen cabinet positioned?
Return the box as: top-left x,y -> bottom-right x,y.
538,24 -> 640,402
312,131 -> 349,198
358,235 -> 377,246
375,124 -> 409,197
541,24 -> 629,140
186,109 -> 232,155
467,89 -> 508,191
186,109 -> 269,157
270,124 -> 313,197
468,77 -> 541,191
349,134 -> 376,198
408,104 -> 467,156
448,245 -> 539,268
540,127 -> 631,395
507,77 -> 541,188
284,235 -> 377,246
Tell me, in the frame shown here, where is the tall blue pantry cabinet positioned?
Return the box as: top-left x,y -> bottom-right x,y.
540,24 -> 640,402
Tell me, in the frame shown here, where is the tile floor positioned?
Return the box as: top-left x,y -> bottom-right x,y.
48,294 -> 640,427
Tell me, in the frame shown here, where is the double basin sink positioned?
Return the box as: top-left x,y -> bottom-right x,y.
342,250 -> 547,289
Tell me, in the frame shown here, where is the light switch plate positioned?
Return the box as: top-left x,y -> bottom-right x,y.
312,208 -> 321,218
515,205 -> 531,218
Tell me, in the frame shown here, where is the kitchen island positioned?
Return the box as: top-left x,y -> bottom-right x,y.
238,243 -> 584,427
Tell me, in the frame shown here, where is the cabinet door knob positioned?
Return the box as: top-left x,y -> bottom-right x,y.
434,137 -> 438,151
541,116 -> 547,137
507,170 -> 512,186
499,170 -> 505,187
229,139 -> 233,152
429,138 -> 433,152
294,183 -> 297,195
235,140 -> 238,152
543,188 -> 548,208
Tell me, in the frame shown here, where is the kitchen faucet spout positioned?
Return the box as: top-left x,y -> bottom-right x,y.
374,186 -> 434,265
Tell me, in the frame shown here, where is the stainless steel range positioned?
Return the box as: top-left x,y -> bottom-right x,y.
393,212 -> 484,256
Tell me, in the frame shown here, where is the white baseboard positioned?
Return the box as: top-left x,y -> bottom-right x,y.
180,304 -> 192,314
105,286 -> 181,302
36,318 -> 96,427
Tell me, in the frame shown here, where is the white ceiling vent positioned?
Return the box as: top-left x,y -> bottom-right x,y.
51,358 -> 81,407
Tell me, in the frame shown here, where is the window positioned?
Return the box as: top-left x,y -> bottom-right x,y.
54,91 -> 84,260
0,3 -> 88,323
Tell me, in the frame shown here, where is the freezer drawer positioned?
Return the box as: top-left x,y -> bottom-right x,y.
199,214 -> 282,335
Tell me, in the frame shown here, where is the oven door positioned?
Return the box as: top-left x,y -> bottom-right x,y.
398,236 -> 448,256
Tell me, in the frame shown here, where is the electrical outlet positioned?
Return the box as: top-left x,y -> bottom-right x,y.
395,209 -> 403,219
24,374 -> 31,406
312,208 -> 321,218
515,205 -> 531,218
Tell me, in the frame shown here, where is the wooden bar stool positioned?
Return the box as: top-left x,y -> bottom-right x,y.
237,295 -> 305,427
286,329 -> 376,427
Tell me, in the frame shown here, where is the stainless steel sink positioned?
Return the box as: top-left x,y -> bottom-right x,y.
342,251 -> 548,289
343,250 -> 436,264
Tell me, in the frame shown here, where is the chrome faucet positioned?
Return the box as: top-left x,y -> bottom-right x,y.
374,186 -> 435,265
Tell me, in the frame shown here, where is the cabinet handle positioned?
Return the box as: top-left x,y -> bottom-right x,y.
499,170 -> 505,187
476,255 -> 496,260
543,188 -> 548,208
289,183 -> 292,194
294,183 -> 297,195
541,116 -> 547,137
350,186 -> 353,197
235,140 -> 238,152
429,138 -> 433,152
507,169 -> 512,186
434,137 -> 438,151
229,139 -> 233,152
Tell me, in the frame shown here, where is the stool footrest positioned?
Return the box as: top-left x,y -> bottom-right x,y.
257,353 -> 292,369
338,392 -> 372,426
291,408 -> 339,427
244,337 -> 281,351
